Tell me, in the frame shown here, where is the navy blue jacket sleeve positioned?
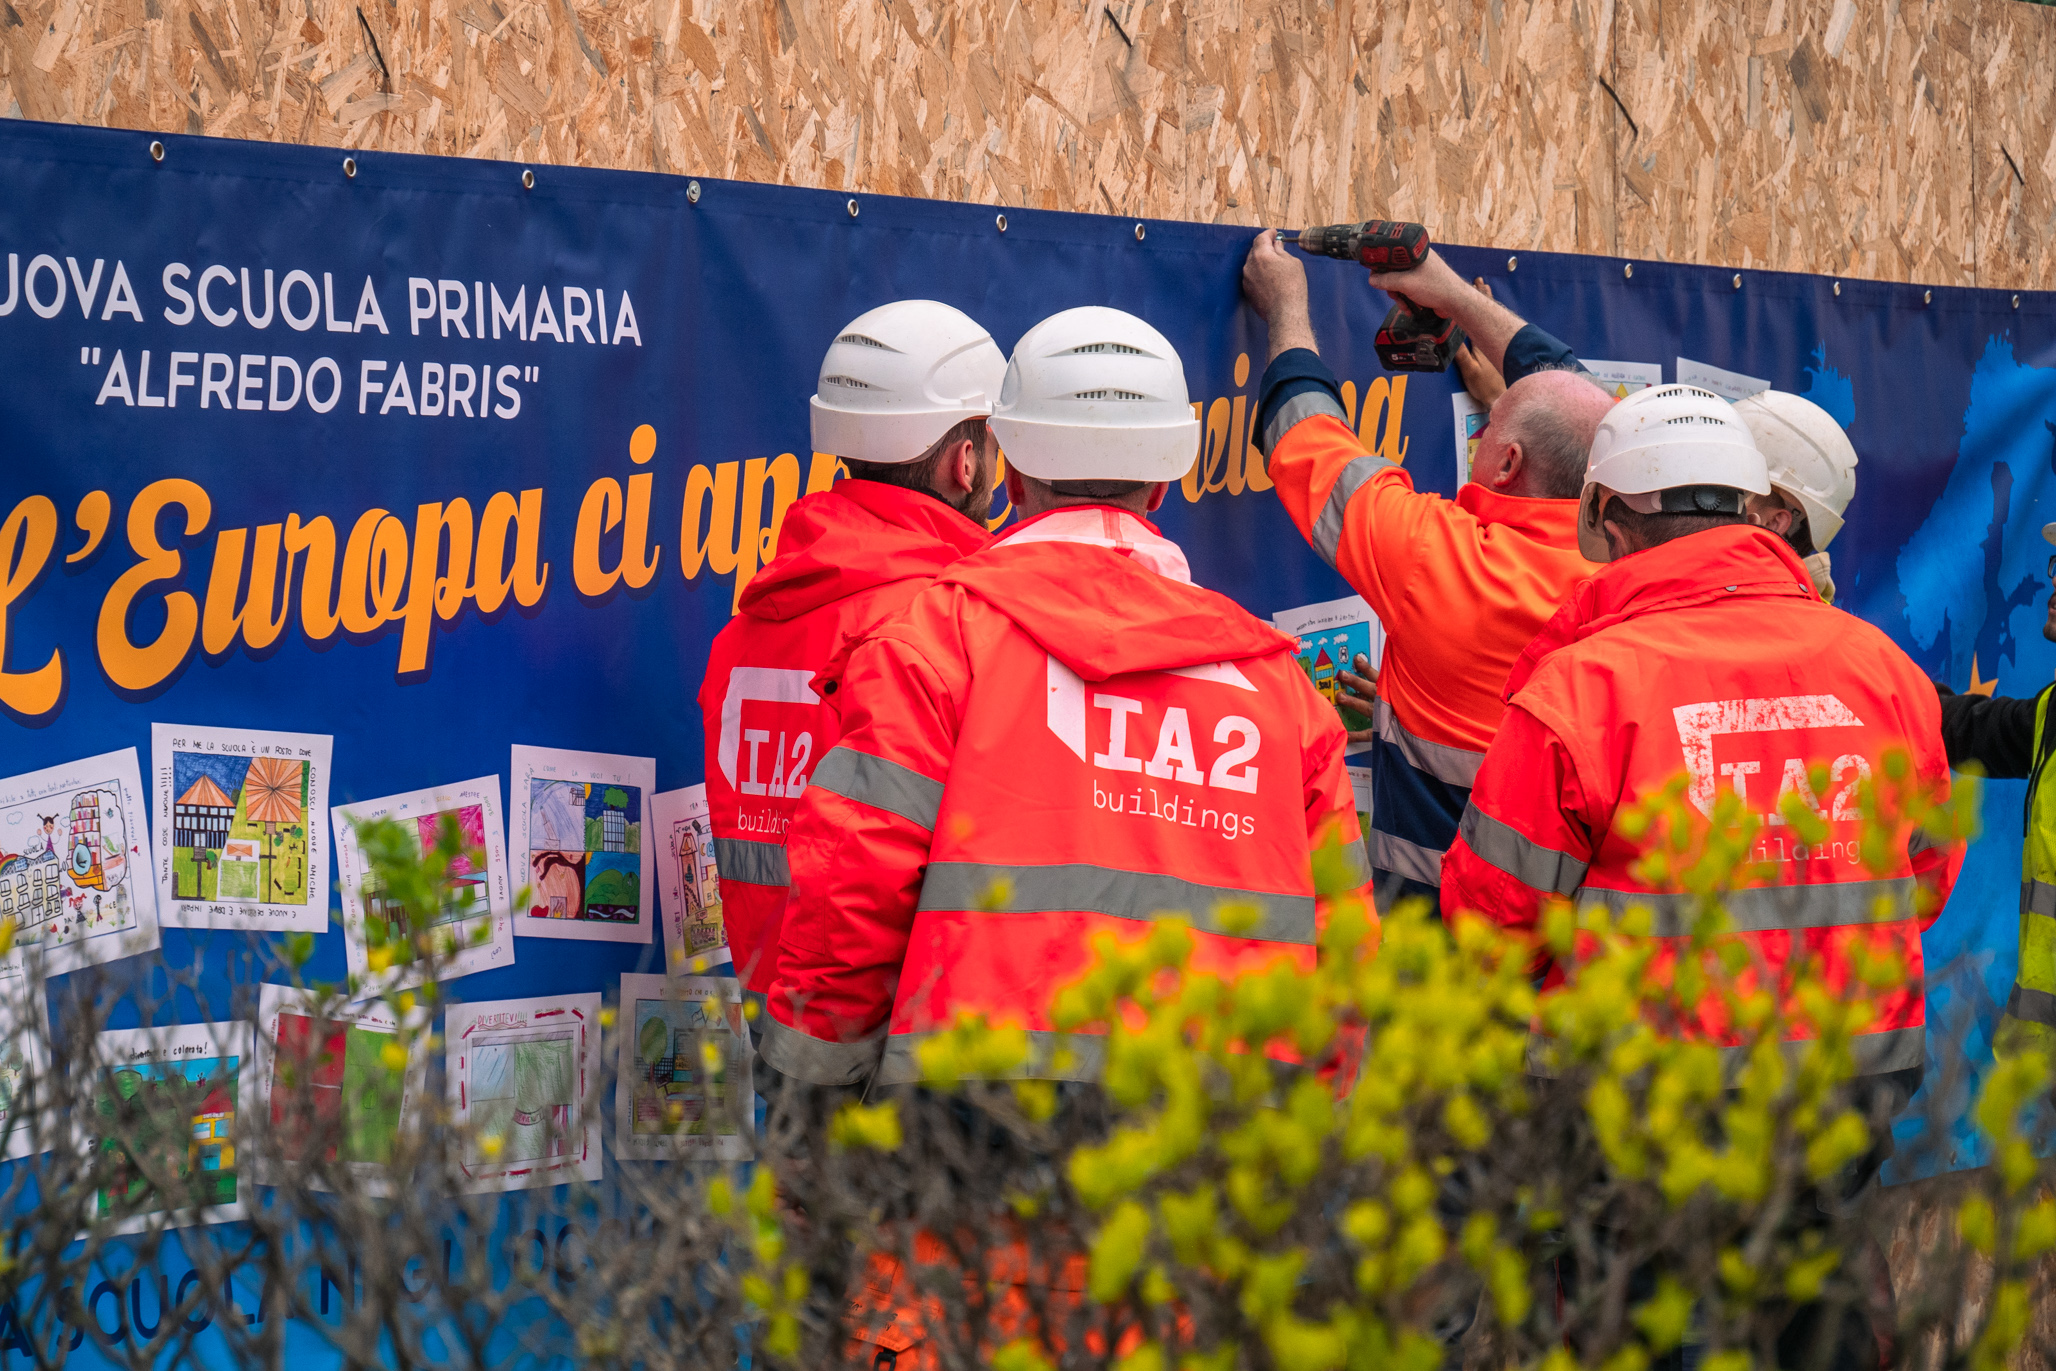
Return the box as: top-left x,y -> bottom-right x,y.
1254,347 -> 1345,452
1501,324 -> 1584,385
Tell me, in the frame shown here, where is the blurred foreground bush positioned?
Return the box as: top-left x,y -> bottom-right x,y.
0,769 -> 2045,1370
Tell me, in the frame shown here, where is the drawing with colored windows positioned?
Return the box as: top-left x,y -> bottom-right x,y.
0,748 -> 160,975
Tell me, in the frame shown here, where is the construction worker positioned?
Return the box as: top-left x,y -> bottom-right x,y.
1433,276 -> 1860,603
758,305 -> 1369,1088
1941,523 -> 2056,1055
1441,382 -> 1957,1076
1241,230 -> 1617,907
697,301 -> 1004,999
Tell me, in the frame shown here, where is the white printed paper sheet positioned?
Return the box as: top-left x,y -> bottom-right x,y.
85,1021 -> 252,1234
446,992 -> 604,1192
614,973 -> 754,1163
0,748 -> 159,975
152,723 -> 332,933
252,983 -> 429,1192
651,785 -> 729,972
1677,356 -> 1770,402
0,985 -> 52,1161
1579,359 -> 1663,398
1273,597 -> 1385,758
508,746 -> 657,945
333,775 -> 514,998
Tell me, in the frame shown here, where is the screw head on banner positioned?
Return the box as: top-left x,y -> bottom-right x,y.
1732,273 -> 1742,289
522,168 -> 535,190
1623,262 -> 1634,279
1924,289 -> 1933,305
1507,256 -> 1517,272
1833,281 -> 1842,296
1134,222 -> 1147,241
149,140 -> 165,163
343,156 -> 358,179
997,213 -> 1008,232
688,180 -> 701,203
847,198 -> 860,218
2015,295 -> 2022,309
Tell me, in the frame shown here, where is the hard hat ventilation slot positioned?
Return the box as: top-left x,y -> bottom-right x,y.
823,375 -> 876,389
1662,415 -> 1726,427
1062,342 -> 1147,356
836,333 -> 895,350
1074,389 -> 1146,401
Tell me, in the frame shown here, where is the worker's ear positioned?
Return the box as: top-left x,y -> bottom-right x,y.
1004,465 -> 1029,509
1493,442 -> 1525,489
1145,481 -> 1169,513
943,438 -> 980,496
1750,505 -> 1797,537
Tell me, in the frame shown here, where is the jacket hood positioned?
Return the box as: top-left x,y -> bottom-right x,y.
938,535 -> 1296,682
735,480 -> 992,622
1504,524 -> 1817,698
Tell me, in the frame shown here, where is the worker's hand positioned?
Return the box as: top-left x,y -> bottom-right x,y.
1337,653 -> 1379,743
1369,247 -> 1468,316
1452,277 -> 1507,406
1243,229 -> 1319,360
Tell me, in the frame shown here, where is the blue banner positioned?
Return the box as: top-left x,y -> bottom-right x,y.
2,118 -> 2054,1361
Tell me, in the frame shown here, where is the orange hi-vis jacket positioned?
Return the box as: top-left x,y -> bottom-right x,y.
1440,525 -> 1959,1074
1256,349 -> 1599,901
758,506 -> 1371,1087
697,480 -> 991,992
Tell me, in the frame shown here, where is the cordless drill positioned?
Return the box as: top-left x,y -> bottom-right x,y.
1287,220 -> 1465,373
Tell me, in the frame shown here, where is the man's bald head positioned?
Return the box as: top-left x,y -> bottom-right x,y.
1475,369 -> 1620,500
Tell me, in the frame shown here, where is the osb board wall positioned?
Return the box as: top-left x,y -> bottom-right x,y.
2,0 -> 2055,289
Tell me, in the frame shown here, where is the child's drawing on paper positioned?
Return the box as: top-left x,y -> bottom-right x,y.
466,1029 -> 576,1164
361,805 -> 490,949
525,779 -> 641,924
1291,623 -> 1377,733
170,752 -> 311,905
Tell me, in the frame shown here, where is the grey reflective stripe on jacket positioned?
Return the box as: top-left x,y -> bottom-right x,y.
2024,879 -> 2056,920
1259,388 -> 1351,456
1309,453 -> 1401,570
877,1027 -> 1109,1087
1376,699 -> 1486,788
754,1010 -> 884,1087
2009,984 -> 2056,1028
1367,829 -> 1443,886
713,835 -> 790,888
916,860 -> 1324,944
1458,804 -> 1588,896
808,746 -> 945,831
1566,877 -> 1921,938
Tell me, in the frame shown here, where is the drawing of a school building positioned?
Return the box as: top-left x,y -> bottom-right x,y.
173,775 -> 236,852
0,850 -> 65,931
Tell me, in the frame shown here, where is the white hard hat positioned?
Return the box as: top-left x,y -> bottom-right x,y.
1578,383 -> 1770,561
1731,390 -> 1858,548
808,300 -> 1006,464
987,306 -> 1202,482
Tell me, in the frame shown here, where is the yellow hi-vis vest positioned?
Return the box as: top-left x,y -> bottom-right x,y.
2001,684 -> 2056,1048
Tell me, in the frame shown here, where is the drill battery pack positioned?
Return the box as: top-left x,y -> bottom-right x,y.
1375,302 -> 1467,373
